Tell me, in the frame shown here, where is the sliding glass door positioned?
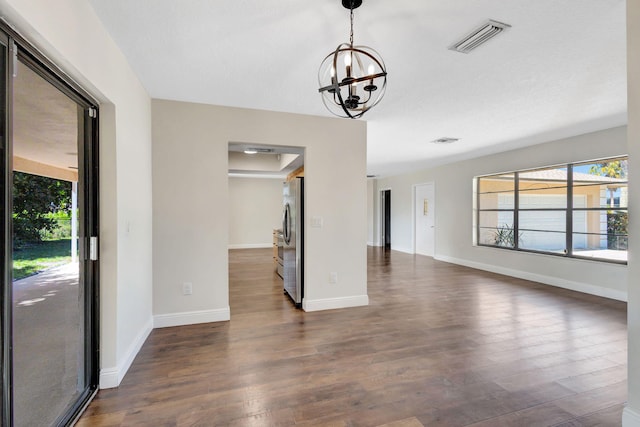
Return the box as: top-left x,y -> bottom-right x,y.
1,25 -> 99,427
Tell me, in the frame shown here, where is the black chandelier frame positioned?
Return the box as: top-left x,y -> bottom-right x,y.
317,0 -> 387,119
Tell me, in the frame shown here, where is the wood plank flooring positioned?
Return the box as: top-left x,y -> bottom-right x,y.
77,248 -> 627,426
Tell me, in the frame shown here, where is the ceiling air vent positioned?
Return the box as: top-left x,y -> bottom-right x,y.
449,20 -> 511,54
430,137 -> 459,144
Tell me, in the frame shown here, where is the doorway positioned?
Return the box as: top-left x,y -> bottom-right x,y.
381,189 -> 391,249
227,143 -> 304,314
414,183 -> 435,257
1,28 -> 99,426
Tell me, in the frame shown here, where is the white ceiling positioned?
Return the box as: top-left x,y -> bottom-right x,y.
87,0 -> 627,177
14,60 -> 78,172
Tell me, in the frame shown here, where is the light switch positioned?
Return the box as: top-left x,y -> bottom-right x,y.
311,216 -> 323,228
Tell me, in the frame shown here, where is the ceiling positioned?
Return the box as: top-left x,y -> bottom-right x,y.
228,142 -> 304,178
87,0 -> 627,177
14,60 -> 79,181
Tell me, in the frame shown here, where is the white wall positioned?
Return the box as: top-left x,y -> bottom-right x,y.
152,99 -> 368,324
367,179 -> 375,245
375,126 -> 628,301
624,1 -> 640,425
228,152 -> 282,172
1,0 -> 154,388
228,177 -> 283,248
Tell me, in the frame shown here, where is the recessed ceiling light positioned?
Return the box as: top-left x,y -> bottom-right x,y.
430,137 -> 459,144
243,147 -> 274,154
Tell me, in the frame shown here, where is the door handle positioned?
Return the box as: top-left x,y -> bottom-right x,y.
283,204 -> 291,245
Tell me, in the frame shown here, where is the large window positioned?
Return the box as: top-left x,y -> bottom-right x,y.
476,157 -> 628,263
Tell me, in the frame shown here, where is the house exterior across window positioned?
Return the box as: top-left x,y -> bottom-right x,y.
476,157 -> 628,264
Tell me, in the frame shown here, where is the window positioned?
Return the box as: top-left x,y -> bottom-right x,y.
476,157 -> 628,263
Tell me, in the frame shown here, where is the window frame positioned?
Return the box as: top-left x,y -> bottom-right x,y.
475,156 -> 628,265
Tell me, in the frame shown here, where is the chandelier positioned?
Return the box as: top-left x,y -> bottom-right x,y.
318,0 -> 387,119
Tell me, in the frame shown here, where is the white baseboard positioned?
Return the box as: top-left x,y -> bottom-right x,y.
153,307 -> 231,328
303,295 -> 369,312
434,255 -> 627,302
99,367 -> 119,389
100,316 -> 153,389
393,246 -> 414,255
623,406 -> 640,427
228,243 -> 272,249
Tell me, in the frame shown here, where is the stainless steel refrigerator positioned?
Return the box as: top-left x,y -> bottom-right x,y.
282,177 -> 303,307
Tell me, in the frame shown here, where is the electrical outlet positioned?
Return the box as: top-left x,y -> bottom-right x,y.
329,272 -> 338,284
182,282 -> 193,295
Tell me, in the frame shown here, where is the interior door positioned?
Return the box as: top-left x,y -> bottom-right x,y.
1,26 -> 99,427
415,183 -> 435,257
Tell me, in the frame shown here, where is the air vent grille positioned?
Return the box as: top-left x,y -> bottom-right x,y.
449,20 -> 511,54
430,137 -> 459,144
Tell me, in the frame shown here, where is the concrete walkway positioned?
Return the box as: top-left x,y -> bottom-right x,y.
12,263 -> 82,426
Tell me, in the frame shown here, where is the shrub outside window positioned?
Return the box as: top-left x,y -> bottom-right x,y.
476,157 -> 628,264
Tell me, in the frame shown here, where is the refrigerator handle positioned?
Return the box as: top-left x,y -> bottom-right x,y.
283,203 -> 291,245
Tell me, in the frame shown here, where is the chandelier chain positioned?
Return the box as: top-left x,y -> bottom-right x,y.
349,7 -> 354,46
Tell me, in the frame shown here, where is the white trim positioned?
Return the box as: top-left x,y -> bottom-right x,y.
99,367 -> 119,389
153,307 -> 231,328
228,173 -> 286,179
99,316 -> 153,389
434,255 -> 627,301
302,295 -> 369,312
393,246 -> 414,255
228,243 -> 272,249
623,406 -> 640,427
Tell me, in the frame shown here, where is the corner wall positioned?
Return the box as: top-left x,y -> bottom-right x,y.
1,0 -> 154,388
375,126 -> 628,301
152,100 -> 368,325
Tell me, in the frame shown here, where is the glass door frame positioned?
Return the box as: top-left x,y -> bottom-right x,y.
1,28 -> 12,427
1,22 -> 100,427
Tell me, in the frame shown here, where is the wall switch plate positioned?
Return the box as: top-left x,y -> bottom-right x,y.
182,282 -> 193,295
311,216 -> 323,228
329,272 -> 338,284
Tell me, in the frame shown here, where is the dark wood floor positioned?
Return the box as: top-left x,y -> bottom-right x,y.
78,248 -> 627,426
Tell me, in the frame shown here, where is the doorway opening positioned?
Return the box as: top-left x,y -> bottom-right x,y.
227,143 -> 305,316
1,27 -> 99,426
381,189 -> 391,249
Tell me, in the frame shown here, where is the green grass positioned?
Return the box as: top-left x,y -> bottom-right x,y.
13,239 -> 73,281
